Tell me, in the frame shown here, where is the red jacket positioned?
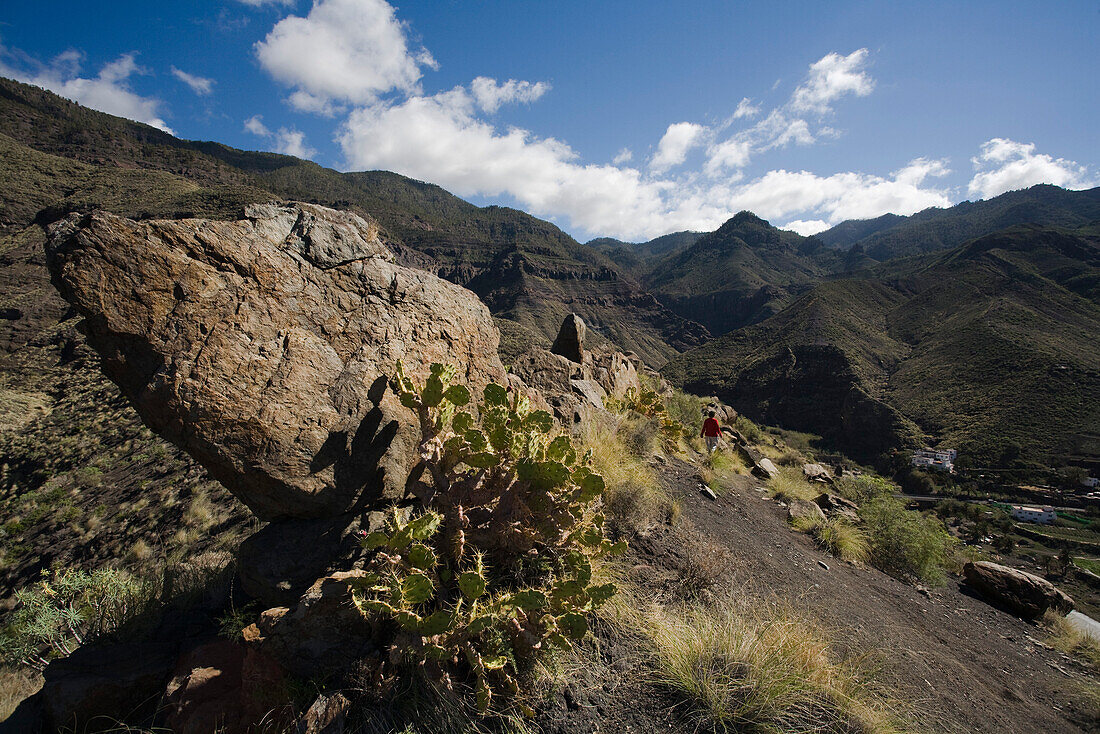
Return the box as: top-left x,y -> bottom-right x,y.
701,417 -> 722,437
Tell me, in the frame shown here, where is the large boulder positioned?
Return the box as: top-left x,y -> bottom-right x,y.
963,561 -> 1075,620
46,203 -> 506,520
162,640 -> 290,734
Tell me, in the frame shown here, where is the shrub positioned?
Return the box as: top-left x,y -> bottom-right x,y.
664,389 -> 703,437
859,496 -> 956,584
0,568 -> 149,670
347,363 -> 623,716
834,475 -> 895,505
605,387 -> 682,443
734,415 -> 764,444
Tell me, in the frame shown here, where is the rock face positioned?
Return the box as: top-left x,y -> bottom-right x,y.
963,561 -> 1074,620
551,313 -> 586,363
802,463 -> 834,484
45,203 -> 506,520
36,639 -> 177,731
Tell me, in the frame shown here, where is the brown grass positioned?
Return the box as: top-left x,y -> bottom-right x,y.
0,666 -> 42,721
603,583 -> 906,734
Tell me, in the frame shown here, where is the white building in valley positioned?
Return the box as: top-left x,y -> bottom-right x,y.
1011,505 -> 1057,524
911,448 -> 957,473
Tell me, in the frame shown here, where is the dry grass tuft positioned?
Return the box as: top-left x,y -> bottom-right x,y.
0,666 -> 42,721
814,519 -> 870,563
619,596 -> 904,734
1042,610 -> 1100,669
675,539 -> 733,600
585,425 -> 668,531
767,468 -> 819,504
702,451 -> 747,494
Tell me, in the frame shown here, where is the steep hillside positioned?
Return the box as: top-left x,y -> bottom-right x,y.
818,184 -> 1100,261
587,230 -> 704,278
0,77 -> 707,366
640,212 -> 849,335
664,225 -> 1100,464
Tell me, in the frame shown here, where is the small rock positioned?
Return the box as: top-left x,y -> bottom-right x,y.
818,560 -> 830,570
297,692 -> 351,734
700,486 -> 717,500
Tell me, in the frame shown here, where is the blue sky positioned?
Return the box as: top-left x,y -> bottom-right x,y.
1,0 -> 1096,241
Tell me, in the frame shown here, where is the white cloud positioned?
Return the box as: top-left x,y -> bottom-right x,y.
789,48 -> 874,114
470,77 -> 550,113
0,48 -> 173,133
733,164 -> 951,227
337,75 -> 954,240
650,122 -> 708,173
171,66 -> 214,95
244,114 -> 317,158
255,0 -> 434,112
967,138 -> 1094,199
733,97 -> 760,119
782,219 -> 831,236
704,139 -> 751,176
612,148 -> 633,165
237,0 -> 294,6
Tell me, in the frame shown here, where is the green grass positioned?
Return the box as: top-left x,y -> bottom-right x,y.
1074,558 -> 1100,576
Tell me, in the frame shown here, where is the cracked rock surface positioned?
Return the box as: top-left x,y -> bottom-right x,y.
46,202 -> 506,520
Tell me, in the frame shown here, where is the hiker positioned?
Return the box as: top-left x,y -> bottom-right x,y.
701,410 -> 722,453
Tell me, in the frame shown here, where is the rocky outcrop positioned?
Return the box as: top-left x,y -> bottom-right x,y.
814,493 -> 860,524
963,561 -> 1074,620
551,313 -> 586,363
45,203 -> 506,520
512,317 -> 641,429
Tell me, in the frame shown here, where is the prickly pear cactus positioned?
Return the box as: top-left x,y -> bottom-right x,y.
347,362 -> 624,715
605,385 -> 682,440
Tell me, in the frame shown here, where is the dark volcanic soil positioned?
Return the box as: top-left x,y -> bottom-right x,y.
536,457 -> 1098,734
